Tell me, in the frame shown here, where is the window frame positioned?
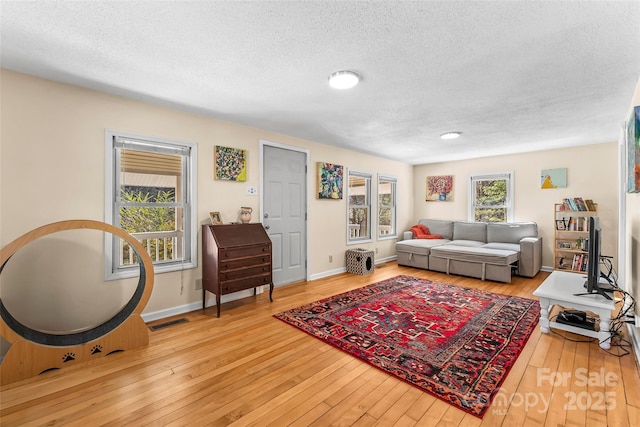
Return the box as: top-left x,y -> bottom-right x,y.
377,174 -> 397,240
346,169 -> 372,244
468,172 -> 514,223
104,129 -> 198,280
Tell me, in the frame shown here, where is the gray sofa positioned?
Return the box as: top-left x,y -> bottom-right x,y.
396,219 -> 542,282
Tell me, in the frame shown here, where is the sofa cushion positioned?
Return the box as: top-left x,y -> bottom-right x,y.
448,240 -> 486,248
453,221 -> 487,242
482,242 -> 521,252
487,222 -> 538,244
418,219 -> 453,240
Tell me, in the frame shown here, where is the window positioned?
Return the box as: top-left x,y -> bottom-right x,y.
377,175 -> 397,239
469,172 -> 514,223
105,130 -> 197,279
347,170 -> 372,243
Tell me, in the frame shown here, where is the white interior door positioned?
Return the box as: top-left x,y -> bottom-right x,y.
261,143 -> 308,286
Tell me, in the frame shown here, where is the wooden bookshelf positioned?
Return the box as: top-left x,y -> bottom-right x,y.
553,200 -> 597,273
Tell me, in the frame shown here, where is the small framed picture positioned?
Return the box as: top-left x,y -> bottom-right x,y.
557,242 -> 572,249
209,211 -> 223,225
555,219 -> 566,230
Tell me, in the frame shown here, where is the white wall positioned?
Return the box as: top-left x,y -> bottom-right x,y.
412,143 -> 619,269
624,77 -> 640,342
0,69 -> 413,330
0,67 -> 625,337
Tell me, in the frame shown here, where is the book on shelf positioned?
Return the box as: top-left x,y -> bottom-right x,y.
571,254 -> 588,272
560,198 -> 596,212
575,197 -> 587,211
558,216 -> 591,232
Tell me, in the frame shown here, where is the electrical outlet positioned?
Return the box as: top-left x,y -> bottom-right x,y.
636,315 -> 640,328
329,255 -> 333,263
375,247 -> 379,254
195,279 -> 202,290
246,186 -> 258,195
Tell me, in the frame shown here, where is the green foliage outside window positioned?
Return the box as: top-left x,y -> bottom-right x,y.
474,179 -> 507,223
120,188 -> 175,232
120,187 -> 177,263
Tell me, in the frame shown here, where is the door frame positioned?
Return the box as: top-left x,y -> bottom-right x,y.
259,139 -> 311,282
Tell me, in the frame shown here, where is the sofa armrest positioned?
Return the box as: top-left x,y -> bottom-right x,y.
402,231 -> 414,240
519,237 -> 542,277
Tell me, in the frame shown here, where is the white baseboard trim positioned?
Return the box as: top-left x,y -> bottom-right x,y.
142,288 -> 259,322
540,265 -> 554,272
627,324 -> 640,367
144,258 -> 402,323
310,267 -> 346,281
309,255 -> 398,281
142,302 -> 202,323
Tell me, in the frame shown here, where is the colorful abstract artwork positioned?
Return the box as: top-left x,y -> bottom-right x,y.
627,106 -> 640,193
214,146 -> 247,181
540,168 -> 567,189
426,175 -> 453,201
317,162 -> 343,199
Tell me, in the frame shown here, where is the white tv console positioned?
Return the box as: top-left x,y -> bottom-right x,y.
533,270 -> 616,349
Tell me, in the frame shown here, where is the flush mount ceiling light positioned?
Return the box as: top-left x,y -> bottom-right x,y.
440,132 -> 462,140
328,70 -> 360,89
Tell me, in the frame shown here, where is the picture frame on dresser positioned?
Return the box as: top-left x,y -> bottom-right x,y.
209,211 -> 223,225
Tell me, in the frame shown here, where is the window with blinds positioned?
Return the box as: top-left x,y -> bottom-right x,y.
105,130 -> 197,279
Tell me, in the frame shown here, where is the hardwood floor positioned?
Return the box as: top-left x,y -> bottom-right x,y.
1,263 -> 639,426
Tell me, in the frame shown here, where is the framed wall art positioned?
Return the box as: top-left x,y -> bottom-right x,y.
214,145 -> 247,181
317,162 -> 343,199
627,105 -> 640,193
426,175 -> 453,201
541,168 -> 567,189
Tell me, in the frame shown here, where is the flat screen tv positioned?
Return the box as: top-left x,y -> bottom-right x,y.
581,216 -> 613,300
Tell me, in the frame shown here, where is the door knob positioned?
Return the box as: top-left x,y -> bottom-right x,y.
265,225 -> 270,229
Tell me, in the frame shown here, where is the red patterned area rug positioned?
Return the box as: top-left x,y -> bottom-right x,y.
274,275 -> 540,417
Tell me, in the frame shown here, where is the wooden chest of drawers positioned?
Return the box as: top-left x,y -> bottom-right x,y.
202,223 -> 273,317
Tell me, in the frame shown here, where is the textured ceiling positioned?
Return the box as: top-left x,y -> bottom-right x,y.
1,1 -> 639,165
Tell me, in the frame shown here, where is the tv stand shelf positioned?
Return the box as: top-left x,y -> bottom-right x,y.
533,270 -> 615,349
